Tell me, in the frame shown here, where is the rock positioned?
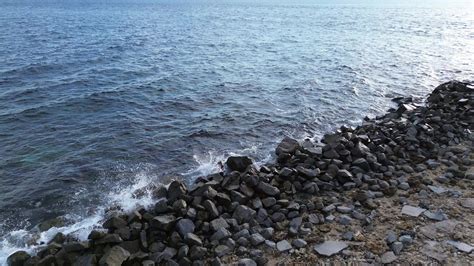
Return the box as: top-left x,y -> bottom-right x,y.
185,233 -> 203,246
150,247 -> 177,262
257,182 -> 280,196
342,231 -> 354,241
391,242 -> 403,255
210,217 -> 229,231
249,233 -> 265,246
103,216 -> 127,230
460,198 -> 474,210
401,205 -> 426,217
238,258 -> 257,266
423,210 -> 447,221
210,228 -> 231,241
420,220 -> 460,239
276,137 -> 300,156
352,158 -> 370,171
233,205 -> 256,223
399,235 -> 413,245
262,197 -> 277,208
421,241 -> 448,262
214,245 -> 231,257
73,254 -> 97,266
313,241 -> 348,256
154,198 -> 169,214
385,231 -> 397,244
99,246 -> 130,266
337,169 -> 353,184
296,166 -> 320,178
7,251 -> 31,266
446,240 -> 473,253
203,200 -> 219,218
176,219 -> 195,237
95,234 -> 123,245
380,251 -> 397,264
189,246 -> 207,260
427,185 -> 448,194
276,240 -> 292,252
38,217 -> 65,232
226,156 -> 253,172
292,239 -> 307,248
151,215 -> 177,231
63,241 -> 89,253
308,213 -> 320,224
167,180 -> 187,202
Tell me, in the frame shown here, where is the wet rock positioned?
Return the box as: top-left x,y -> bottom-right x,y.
313,241 -> 348,256
401,205 -> 426,217
176,219 -> 195,237
99,246 -> 130,266
7,251 -> 31,266
226,156 -> 253,172
103,216 -> 127,230
167,180 -> 187,202
276,240 -> 292,252
380,251 -> 397,264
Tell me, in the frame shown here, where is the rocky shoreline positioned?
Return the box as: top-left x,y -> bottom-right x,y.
7,81 -> 474,265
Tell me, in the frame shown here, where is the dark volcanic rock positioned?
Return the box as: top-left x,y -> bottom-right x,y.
226,156 -> 253,172
7,251 -> 31,266
276,137 -> 300,156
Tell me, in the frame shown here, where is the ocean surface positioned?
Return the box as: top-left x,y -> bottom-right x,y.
0,0 -> 473,262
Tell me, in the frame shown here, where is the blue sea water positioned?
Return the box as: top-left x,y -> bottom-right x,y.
0,0 -> 473,262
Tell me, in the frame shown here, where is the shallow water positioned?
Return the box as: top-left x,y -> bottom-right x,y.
0,0 -> 473,262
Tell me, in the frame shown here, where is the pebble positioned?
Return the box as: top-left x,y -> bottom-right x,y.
380,251 -> 397,264
292,239 -> 307,248
237,258 -> 257,266
391,242 -> 403,255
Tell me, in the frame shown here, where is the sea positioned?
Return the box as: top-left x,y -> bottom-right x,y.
0,0 -> 473,263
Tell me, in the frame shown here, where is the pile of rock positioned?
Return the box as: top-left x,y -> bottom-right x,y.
7,81 -> 473,265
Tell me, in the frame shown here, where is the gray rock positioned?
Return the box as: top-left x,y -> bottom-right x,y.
380,251 -> 397,264
210,217 -> 229,231
260,227 -> 274,239
446,240 -> 473,253
428,185 -> 448,194
103,216 -> 127,230
385,231 -> 397,244
237,258 -> 257,266
203,200 -> 219,218
262,197 -> 277,208
151,215 -> 177,231
296,166 -> 320,178
342,231 -> 354,241
265,240 -> 276,249
423,210 -> 447,221
399,235 -> 413,245
308,213 -> 320,224
249,233 -> 265,246
401,205 -> 426,217
99,246 -> 130,266
257,182 -> 280,196
338,215 -> 352,225
276,240 -> 292,252
313,241 -> 348,256
233,205 -> 256,223
210,228 -> 231,241
95,233 -> 123,245
391,242 -> 403,255
214,245 -> 231,257
176,219 -> 195,237
420,220 -> 460,239
398,182 -> 410,190
185,233 -> 203,246
336,206 -> 352,214
189,246 -> 207,260
292,239 -> 307,248
73,254 -> 97,266
460,198 -> 474,210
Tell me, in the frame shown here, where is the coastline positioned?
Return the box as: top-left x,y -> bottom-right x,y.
7,80 -> 473,265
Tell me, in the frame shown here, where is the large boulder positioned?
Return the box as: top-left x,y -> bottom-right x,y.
226,156 -> 253,172
99,246 -> 130,265
276,137 -> 300,156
